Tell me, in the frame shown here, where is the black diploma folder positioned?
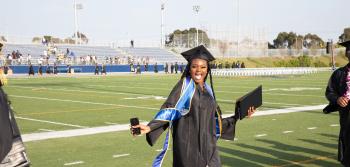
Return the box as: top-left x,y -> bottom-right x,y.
235,85 -> 262,120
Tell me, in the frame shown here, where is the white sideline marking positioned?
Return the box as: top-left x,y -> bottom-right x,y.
265,87 -> 321,92
307,127 -> 317,130
124,96 -> 166,100
222,104 -> 327,118
156,149 -> 163,152
218,99 -> 304,107
22,122 -> 148,142
88,84 -> 169,91
9,85 -> 147,97
22,105 -> 327,142
215,90 -> 324,98
38,129 -> 55,132
112,154 -> 130,158
330,124 -> 339,127
16,116 -> 87,128
255,134 -> 267,137
10,95 -> 158,110
64,161 -> 84,166
283,131 -> 294,134
104,122 -> 118,125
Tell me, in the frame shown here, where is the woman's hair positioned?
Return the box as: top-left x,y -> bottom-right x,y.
180,60 -> 216,100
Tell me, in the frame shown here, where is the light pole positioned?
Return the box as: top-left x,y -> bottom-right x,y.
193,5 -> 200,46
74,0 -> 83,45
236,0 -> 239,57
160,1 -> 165,48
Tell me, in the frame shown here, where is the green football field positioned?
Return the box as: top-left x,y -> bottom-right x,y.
2,72 -> 343,167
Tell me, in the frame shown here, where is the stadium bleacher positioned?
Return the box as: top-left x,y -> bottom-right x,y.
1,44 -> 186,65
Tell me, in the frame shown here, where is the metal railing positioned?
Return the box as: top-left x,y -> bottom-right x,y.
211,67 -> 331,77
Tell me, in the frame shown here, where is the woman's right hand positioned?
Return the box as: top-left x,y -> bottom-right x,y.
131,124 -> 151,136
337,97 -> 348,107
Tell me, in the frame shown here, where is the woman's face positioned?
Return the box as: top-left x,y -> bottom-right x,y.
190,58 -> 208,85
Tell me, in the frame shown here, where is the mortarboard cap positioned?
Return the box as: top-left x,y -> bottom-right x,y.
181,45 -> 215,62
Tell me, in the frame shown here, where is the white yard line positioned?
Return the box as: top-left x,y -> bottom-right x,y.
112,154 -> 130,158
22,104 -> 327,142
22,122 -> 147,142
222,104 -> 327,118
307,127 -> 317,130
38,129 -> 55,132
255,134 -> 267,137
330,124 -> 339,127
10,95 -> 158,110
283,131 -> 294,134
64,161 -> 84,166
16,116 -> 87,128
9,85 -> 147,97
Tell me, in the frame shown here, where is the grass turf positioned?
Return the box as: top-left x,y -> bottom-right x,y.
2,72 -> 342,166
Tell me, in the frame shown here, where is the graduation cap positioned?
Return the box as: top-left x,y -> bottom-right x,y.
181,45 -> 215,62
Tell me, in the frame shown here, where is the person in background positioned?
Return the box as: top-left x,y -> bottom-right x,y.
179,62 -> 184,73
324,40 -> 350,167
94,63 -> 99,75
154,62 -> 158,73
175,62 -> 179,74
241,62 -> 246,68
170,63 -> 174,74
164,62 -> 169,74
53,63 -> 58,75
101,63 -> 107,75
28,64 -> 34,76
38,64 -> 43,76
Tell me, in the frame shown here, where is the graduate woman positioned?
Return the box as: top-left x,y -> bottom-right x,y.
132,45 -> 255,167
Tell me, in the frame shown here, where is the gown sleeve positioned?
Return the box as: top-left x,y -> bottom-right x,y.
146,79 -> 183,146
325,70 -> 341,104
220,114 -> 238,140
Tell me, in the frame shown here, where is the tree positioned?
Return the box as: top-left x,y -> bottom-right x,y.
273,32 -> 298,49
0,36 -> 7,42
72,31 -> 89,44
43,35 -> 52,43
32,37 -> 42,43
303,33 -> 324,49
167,28 -> 210,47
273,32 -> 324,49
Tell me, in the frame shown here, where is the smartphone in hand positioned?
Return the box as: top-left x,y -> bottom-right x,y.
130,117 -> 141,135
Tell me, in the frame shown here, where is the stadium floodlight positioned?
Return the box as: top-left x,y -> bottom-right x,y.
193,5 -> 200,46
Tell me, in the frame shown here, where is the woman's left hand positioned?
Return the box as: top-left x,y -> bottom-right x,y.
247,106 -> 256,118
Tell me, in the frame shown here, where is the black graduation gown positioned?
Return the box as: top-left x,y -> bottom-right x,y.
0,88 -> 12,162
325,64 -> 350,166
146,80 -> 237,167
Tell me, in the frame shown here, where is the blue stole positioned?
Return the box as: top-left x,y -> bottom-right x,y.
152,77 -> 222,167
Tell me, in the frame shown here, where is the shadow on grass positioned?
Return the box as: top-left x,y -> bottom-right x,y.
257,139 -> 338,166
319,133 -> 339,139
219,138 -> 340,167
298,139 -> 337,150
219,145 -> 293,166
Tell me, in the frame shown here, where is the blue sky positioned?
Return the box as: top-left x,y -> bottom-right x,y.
1,0 -> 349,44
